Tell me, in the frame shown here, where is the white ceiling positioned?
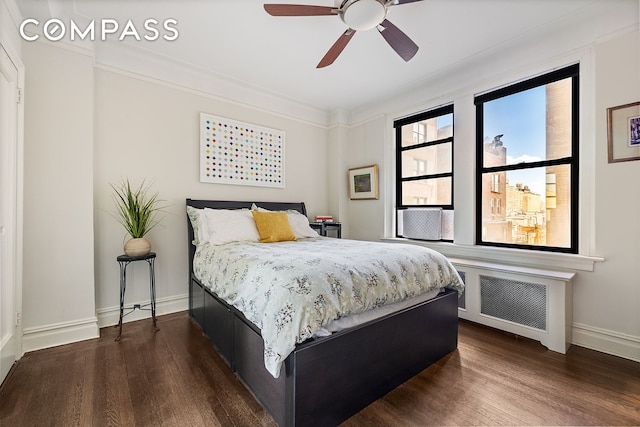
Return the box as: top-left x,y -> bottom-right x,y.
15,0 -> 640,119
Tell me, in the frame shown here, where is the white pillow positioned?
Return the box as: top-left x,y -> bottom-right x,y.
186,206 -> 210,245
251,204 -> 318,239
251,203 -> 269,212
202,208 -> 261,245
286,210 -> 319,238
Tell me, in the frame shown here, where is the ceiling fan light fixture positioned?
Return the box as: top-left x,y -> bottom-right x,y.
263,0 -> 422,66
340,0 -> 387,31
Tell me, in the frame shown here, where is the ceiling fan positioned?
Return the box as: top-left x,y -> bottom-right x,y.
264,0 -> 424,68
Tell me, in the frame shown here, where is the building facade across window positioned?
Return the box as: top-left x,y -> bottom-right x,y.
394,104 -> 454,241
475,64 -> 579,253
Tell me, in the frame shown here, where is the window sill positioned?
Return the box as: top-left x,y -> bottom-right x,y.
380,238 -> 604,272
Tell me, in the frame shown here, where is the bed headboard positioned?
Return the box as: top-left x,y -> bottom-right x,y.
186,199 -> 308,278
186,199 -> 307,215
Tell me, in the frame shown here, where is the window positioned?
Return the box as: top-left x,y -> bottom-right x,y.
395,105 -> 454,240
412,123 -> 425,144
490,198 -> 502,215
475,64 -> 579,253
491,174 -> 500,193
413,159 -> 427,176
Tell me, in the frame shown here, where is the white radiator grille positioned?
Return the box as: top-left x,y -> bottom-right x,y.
480,276 -> 547,330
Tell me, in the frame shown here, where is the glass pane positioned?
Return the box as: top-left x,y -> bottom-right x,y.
400,142 -> 452,178
401,113 -> 453,147
482,78 -> 572,168
402,177 -> 452,206
480,165 -> 571,248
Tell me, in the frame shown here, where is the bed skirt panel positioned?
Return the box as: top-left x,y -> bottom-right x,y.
190,275 -> 458,426
288,288 -> 458,426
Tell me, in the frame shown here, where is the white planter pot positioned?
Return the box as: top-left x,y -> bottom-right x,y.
124,237 -> 151,257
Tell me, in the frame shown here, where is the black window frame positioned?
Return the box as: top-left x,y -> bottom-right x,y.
394,104 -> 454,240
474,64 -> 579,253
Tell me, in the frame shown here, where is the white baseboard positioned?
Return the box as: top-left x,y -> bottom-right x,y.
96,293 -> 189,328
22,317 -> 100,355
20,294 -> 189,356
23,295 -> 638,366
572,322 -> 640,363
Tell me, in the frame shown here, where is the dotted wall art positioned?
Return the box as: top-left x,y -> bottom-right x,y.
200,113 -> 285,188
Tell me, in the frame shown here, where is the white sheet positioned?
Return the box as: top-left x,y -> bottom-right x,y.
314,288 -> 443,337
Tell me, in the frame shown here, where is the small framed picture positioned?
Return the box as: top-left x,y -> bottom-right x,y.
348,164 -> 379,200
607,101 -> 640,163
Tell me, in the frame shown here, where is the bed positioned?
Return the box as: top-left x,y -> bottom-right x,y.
186,199 -> 463,426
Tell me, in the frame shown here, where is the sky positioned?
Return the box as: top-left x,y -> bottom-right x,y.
483,86 -> 547,195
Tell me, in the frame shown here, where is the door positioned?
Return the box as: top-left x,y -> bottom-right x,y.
0,43 -> 20,384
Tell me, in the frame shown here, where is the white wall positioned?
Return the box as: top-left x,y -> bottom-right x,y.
344,117 -> 386,240
0,0 -> 21,57
19,40 -> 330,344
92,67 -> 329,324
21,41 -> 98,350
341,29 -> 640,361
580,31 -> 640,356
326,124 -> 349,232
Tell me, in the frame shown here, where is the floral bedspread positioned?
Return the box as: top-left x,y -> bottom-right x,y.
193,238 -> 464,378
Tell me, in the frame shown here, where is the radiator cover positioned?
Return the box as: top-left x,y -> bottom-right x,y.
454,260 -> 573,354
480,275 -> 547,330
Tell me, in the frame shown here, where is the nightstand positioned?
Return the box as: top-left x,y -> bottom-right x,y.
310,222 -> 342,238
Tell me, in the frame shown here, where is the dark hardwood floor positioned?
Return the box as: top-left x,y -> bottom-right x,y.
1,312 -> 639,426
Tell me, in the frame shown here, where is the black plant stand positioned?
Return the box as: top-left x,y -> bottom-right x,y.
115,252 -> 159,341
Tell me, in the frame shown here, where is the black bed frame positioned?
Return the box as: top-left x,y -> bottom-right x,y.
186,199 -> 459,426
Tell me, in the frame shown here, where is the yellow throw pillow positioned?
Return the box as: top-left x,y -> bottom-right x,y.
251,211 -> 297,243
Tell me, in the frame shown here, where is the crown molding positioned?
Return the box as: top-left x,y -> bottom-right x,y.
92,40 -> 330,127
16,0 -> 331,126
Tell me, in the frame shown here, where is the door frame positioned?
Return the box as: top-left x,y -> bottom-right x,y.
0,39 -> 24,384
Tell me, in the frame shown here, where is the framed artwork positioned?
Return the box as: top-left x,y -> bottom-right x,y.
200,112 -> 285,187
348,164 -> 379,200
607,101 -> 640,163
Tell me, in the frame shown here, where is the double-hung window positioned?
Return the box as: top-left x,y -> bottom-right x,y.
475,64 -> 579,253
394,105 -> 454,240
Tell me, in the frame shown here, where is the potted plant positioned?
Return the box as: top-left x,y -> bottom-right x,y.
111,178 -> 165,257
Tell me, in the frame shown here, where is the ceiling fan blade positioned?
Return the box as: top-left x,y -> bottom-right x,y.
317,29 -> 356,68
388,0 -> 425,5
264,4 -> 338,16
377,19 -> 418,62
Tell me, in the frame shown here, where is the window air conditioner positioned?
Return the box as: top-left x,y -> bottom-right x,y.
401,208 -> 442,240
